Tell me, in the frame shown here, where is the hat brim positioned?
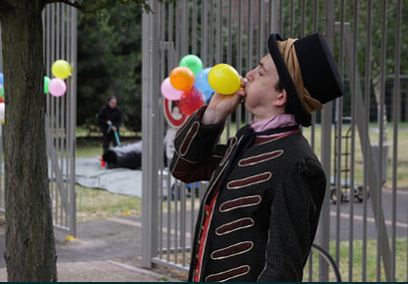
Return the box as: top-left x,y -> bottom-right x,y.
268,34 -> 311,127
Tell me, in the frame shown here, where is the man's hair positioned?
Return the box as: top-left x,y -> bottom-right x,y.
274,79 -> 294,114
274,79 -> 283,91
107,96 -> 117,103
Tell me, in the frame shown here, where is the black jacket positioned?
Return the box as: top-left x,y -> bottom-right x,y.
170,107 -> 326,282
98,105 -> 122,134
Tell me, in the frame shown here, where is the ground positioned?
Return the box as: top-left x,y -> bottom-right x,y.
0,131 -> 405,281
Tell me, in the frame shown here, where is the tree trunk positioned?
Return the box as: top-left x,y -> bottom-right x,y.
0,0 -> 57,281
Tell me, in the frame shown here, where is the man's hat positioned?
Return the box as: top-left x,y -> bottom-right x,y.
268,33 -> 343,126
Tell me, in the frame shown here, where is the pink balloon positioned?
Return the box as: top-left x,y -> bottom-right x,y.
49,78 -> 66,97
179,87 -> 205,116
161,77 -> 183,101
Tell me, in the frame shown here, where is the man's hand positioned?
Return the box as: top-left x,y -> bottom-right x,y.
112,126 -> 117,131
202,79 -> 246,125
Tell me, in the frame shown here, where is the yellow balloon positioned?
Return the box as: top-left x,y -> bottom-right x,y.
208,64 -> 241,95
52,60 -> 72,79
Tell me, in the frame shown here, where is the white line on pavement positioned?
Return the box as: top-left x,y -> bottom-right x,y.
330,212 -> 408,229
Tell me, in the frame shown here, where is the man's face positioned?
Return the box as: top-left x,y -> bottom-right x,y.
244,55 -> 284,116
108,98 -> 117,109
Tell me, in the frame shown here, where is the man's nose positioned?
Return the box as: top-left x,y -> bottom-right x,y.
246,69 -> 255,81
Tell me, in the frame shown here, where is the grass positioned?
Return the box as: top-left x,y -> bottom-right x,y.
304,238 -> 407,282
76,185 -> 141,223
76,126 -> 140,138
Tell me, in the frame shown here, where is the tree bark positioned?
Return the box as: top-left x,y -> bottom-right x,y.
0,0 -> 57,281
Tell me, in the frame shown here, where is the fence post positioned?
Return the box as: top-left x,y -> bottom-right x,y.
141,0 -> 160,269
318,0 -> 335,281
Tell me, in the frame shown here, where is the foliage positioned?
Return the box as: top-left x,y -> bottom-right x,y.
77,2 -> 142,131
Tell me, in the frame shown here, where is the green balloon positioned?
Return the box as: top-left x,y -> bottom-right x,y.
179,55 -> 203,76
44,76 -> 50,94
0,86 -> 4,97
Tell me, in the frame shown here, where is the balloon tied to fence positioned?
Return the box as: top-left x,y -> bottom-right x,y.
160,54 -> 241,117
47,59 -> 73,97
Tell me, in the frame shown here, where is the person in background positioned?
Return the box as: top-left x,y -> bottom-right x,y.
98,96 -> 122,152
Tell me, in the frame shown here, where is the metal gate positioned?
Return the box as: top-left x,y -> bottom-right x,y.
0,3 -> 77,236
142,0 -> 407,281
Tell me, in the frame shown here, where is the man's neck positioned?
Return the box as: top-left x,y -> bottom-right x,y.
252,109 -> 285,123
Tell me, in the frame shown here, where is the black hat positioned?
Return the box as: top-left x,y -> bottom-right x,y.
268,33 -> 343,126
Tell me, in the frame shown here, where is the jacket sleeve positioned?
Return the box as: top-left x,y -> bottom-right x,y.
258,158 -> 326,282
114,108 -> 122,128
170,106 -> 227,183
98,108 -> 107,132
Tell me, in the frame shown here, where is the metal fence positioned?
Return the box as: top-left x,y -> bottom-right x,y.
0,3 -> 77,236
142,0 -> 407,281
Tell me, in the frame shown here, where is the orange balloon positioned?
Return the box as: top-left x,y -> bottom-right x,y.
169,67 -> 194,91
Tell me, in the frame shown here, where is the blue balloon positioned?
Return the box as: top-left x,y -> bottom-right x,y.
194,68 -> 214,102
0,73 -> 3,86
202,90 -> 213,103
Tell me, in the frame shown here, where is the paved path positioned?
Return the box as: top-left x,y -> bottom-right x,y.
0,217 -> 175,282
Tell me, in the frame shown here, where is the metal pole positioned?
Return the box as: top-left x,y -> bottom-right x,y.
69,5 -> 77,237
362,1 -> 373,280
377,0 -> 387,280
391,0 -> 402,281
141,0 -> 160,268
318,0 -> 335,281
348,1 -> 359,280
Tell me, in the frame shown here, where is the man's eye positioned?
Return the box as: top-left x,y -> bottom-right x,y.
258,72 -> 263,76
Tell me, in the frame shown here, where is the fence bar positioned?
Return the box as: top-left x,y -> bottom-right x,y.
348,0 -> 360,280
334,1 -> 345,271
362,0 -> 373,280
141,0 -> 160,268
377,0 -> 387,280
391,1 -> 402,280
69,6 -> 77,236
318,1 -> 335,281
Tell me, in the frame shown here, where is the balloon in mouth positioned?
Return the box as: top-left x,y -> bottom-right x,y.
208,64 -> 241,95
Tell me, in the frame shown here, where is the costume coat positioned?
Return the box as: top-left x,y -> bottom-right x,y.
170,107 -> 326,282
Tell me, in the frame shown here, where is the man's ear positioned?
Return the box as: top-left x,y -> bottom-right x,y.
272,89 -> 287,107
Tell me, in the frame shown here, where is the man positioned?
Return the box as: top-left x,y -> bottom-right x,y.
98,96 -> 122,152
170,33 -> 342,282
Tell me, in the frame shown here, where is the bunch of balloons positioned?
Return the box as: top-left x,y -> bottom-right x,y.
160,54 -> 241,116
48,59 -> 72,97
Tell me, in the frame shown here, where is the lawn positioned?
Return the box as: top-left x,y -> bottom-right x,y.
76,185 -> 141,223
304,238 -> 407,282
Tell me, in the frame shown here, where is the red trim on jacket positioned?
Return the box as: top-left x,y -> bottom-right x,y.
194,192 -> 219,282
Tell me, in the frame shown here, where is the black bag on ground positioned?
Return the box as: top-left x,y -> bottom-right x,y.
103,141 -> 142,170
